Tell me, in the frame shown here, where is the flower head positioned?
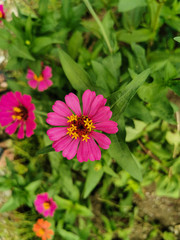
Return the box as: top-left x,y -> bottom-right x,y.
26,66 -> 53,92
34,193 -> 57,217
47,89 -> 118,162
0,91 -> 36,139
33,219 -> 54,240
0,5 -> 5,21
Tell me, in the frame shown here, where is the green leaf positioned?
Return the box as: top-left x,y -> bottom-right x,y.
108,68 -> 150,122
59,48 -> 92,91
10,39 -> 35,61
118,0 -> 147,12
74,203 -> 93,217
57,227 -> 80,240
125,120 -> 147,142
32,37 -> 62,53
174,36 -> 180,43
54,195 -> 73,210
109,132 -> 142,181
83,162 -> 104,198
117,29 -> 153,43
68,31 -> 83,59
0,196 -> 21,213
25,180 -> 41,193
38,0 -> 49,15
59,163 -> 80,201
36,144 -> 54,155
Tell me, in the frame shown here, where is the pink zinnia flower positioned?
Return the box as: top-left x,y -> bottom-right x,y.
0,5 -> 5,21
26,66 -> 53,92
0,91 -> 36,139
46,89 -> 118,162
34,193 -> 57,217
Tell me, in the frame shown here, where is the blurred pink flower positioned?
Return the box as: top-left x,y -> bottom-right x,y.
26,66 -> 53,92
47,89 -> 118,162
34,193 -> 57,217
0,5 -> 5,21
0,91 -> 36,139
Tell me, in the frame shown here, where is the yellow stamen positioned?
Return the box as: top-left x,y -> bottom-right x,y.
72,132 -> 79,139
82,134 -> 90,142
13,107 -> 21,113
67,114 -> 77,123
67,127 -> 73,136
71,124 -> 77,131
12,115 -> 22,120
34,74 -> 43,82
84,118 -> 95,131
0,12 -> 2,18
43,202 -> 50,210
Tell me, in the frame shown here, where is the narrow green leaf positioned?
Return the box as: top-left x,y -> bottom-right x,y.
83,162 -> 104,198
118,0 -> 147,12
109,133 -> 142,181
32,37 -> 62,53
108,68 -> 150,122
174,36 -> 180,43
59,48 -> 92,91
36,144 -> 54,155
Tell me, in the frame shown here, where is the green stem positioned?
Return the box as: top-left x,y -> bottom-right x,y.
35,110 -> 48,117
83,0 -> 113,54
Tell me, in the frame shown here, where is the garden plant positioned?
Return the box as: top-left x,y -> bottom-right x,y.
0,0 -> 180,239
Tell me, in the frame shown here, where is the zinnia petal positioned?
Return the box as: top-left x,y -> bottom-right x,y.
91,131 -> 111,149
88,137 -> 101,161
91,106 -> 112,123
88,95 -> 107,118
5,121 -> 19,135
47,127 -> 67,141
77,141 -> 89,162
17,123 -> 25,139
95,121 -> 118,134
52,100 -> 72,117
46,112 -> 68,126
42,66 -> 52,79
62,138 -> 80,160
26,69 -> 35,80
38,81 -> 48,92
28,80 -> 38,89
65,93 -> 81,116
52,135 -> 73,152
82,89 -> 96,115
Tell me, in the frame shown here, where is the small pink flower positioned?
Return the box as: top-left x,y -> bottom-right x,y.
0,5 -> 5,21
26,66 -> 53,92
46,89 -> 118,162
0,91 -> 36,139
34,193 -> 57,217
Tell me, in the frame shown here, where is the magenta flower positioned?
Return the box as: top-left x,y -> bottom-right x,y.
26,66 -> 53,92
34,193 -> 57,217
0,5 -> 5,21
46,89 -> 118,162
0,91 -> 36,139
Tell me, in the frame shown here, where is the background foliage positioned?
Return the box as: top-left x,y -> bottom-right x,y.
0,0 -> 180,239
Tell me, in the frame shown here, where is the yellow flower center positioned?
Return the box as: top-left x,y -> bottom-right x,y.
43,202 -> 50,210
0,11 -> 3,18
38,228 -> 45,236
34,74 -> 43,82
66,114 -> 95,142
12,106 -> 28,121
